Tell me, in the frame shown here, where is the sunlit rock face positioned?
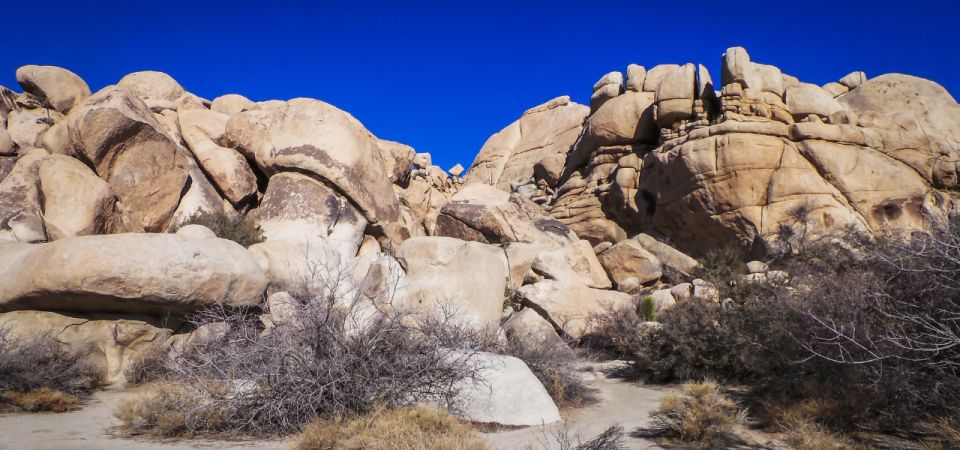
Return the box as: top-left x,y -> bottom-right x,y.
469,47 -> 960,255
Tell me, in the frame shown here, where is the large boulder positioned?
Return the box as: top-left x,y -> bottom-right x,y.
15,65 -> 91,114
376,139 -> 415,184
567,91 -> 657,170
395,236 -> 508,329
255,172 -> 367,255
598,239 -> 663,287
224,98 -> 405,242
785,83 -> 844,120
69,87 -> 193,232
38,154 -> 115,240
452,351 -> 561,427
518,279 -> 632,339
0,233 -> 268,315
117,71 -> 186,102
465,96 -> 588,189
839,73 -> 960,143
178,109 -> 258,207
435,183 -> 577,246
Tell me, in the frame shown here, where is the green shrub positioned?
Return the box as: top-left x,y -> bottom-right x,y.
639,295 -> 655,321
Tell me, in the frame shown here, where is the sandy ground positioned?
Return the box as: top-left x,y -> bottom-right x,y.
481,362 -> 669,450
0,387 -> 284,450
0,363 -> 669,450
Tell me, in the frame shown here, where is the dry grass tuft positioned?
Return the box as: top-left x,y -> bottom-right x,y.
642,380 -> 746,447
292,406 -> 489,450
1,387 -> 80,412
114,383 -> 228,437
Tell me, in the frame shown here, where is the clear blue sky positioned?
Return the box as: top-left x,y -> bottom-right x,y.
2,1 -> 956,171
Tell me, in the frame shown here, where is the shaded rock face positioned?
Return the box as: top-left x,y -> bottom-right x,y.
471,47 -> 960,255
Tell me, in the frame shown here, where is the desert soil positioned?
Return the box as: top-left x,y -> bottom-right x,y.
0,363 -> 668,450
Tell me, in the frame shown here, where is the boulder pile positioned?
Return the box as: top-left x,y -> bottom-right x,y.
0,48 -> 957,425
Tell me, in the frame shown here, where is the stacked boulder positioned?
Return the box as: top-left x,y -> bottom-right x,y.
469,47 -> 960,257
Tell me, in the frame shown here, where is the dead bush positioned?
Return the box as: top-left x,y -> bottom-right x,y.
539,423 -> 625,450
116,255 -> 493,436
0,327 -> 100,407
505,335 -> 595,408
292,406 -> 489,450
1,388 -> 80,413
177,212 -> 263,247
640,380 -> 746,448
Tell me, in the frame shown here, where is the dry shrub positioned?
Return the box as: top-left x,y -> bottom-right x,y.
539,423 -> 625,450
0,327 -> 100,410
641,380 -> 746,448
767,399 -> 854,450
505,335 -> 594,408
115,256 -> 494,436
1,388 -> 80,413
292,406 -> 489,450
124,345 -> 173,385
919,417 -> 960,450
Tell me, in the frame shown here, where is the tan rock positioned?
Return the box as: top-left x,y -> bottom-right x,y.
38,155 -> 114,240
838,71 -> 867,89
178,109 -> 258,206
634,233 -> 699,276
435,183 -> 577,246
211,94 -> 258,115
15,65 -> 90,114
502,308 -> 569,353
396,236 -> 508,329
785,83 -> 844,119
839,73 -> 960,143
0,233 -> 268,315
465,96 -> 588,190
256,172 -> 367,255
0,150 -> 47,242
224,98 -> 404,241
625,64 -> 646,92
518,279 -> 632,339
69,87 -> 192,232
452,351 -> 561,426
598,239 -> 662,287
530,239 -> 612,289
376,139 -> 415,184
591,71 -> 624,111
7,108 -> 62,148
117,71 -> 186,101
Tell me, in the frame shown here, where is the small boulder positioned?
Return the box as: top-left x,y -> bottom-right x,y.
598,239 -> 662,287
38,154 -> 115,240
15,65 -> 90,113
117,71 -> 186,101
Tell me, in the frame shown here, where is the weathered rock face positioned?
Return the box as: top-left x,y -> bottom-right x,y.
518,279 -> 632,339
395,236 -> 508,329
224,98 -> 406,242
434,183 -> 577,246
15,65 -> 90,114
466,47 -> 960,255
465,96 -> 588,190
256,172 -> 367,255
117,71 -> 186,102
69,87 -> 193,232
0,233 -> 268,315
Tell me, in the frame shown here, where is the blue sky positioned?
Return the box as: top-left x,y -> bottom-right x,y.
2,1 -> 956,171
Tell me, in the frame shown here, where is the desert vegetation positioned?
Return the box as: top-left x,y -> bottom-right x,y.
0,328 -> 100,412
586,217 -> 960,447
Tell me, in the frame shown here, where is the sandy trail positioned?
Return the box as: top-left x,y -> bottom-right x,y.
0,364 -> 668,450
0,387 -> 284,450
481,363 -> 669,450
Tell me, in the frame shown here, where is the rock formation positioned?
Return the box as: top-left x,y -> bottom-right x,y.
0,48 -> 956,425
